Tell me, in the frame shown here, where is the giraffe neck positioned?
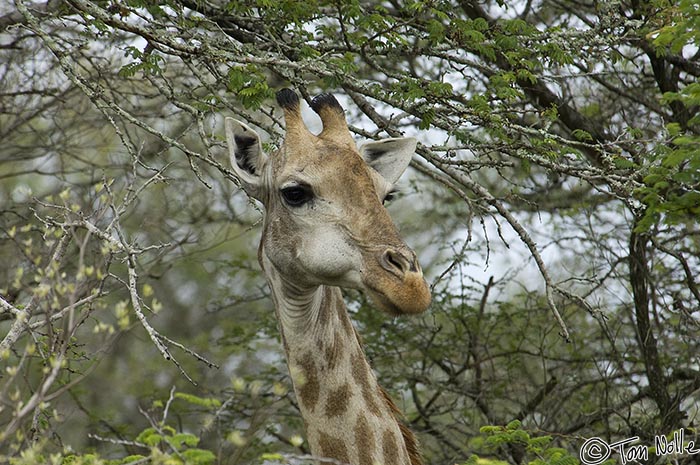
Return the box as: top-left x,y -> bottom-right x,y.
262,256 -> 420,465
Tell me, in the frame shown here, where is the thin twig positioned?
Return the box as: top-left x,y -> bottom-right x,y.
161,385 -> 177,424
158,334 -> 220,369
87,433 -> 149,449
126,254 -> 172,362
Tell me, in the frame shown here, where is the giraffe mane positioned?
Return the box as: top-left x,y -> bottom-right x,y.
379,386 -> 424,465
352,325 -> 424,465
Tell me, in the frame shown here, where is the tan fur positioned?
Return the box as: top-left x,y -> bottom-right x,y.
324,329 -> 345,371
350,351 -> 384,417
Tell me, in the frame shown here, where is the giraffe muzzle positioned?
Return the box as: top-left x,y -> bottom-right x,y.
364,246 -> 431,316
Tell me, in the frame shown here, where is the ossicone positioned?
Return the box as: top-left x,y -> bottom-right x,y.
310,93 -> 344,115
276,88 -> 300,111
310,92 -> 354,147
276,88 -> 309,138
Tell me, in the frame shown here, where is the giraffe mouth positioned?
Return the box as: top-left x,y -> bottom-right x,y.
365,288 -> 405,316
363,269 -> 431,316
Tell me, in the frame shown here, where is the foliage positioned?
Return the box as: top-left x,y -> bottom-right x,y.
471,421 -> 579,465
1,0 -> 699,464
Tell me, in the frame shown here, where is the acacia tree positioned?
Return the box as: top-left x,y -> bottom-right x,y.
1,1 -> 699,464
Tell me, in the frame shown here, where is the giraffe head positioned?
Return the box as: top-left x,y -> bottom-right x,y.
225,89 -> 430,315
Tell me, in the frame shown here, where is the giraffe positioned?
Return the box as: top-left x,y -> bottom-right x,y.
224,88 -> 431,465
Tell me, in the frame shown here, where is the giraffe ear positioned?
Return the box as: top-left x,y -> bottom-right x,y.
359,137 -> 417,185
225,117 -> 267,199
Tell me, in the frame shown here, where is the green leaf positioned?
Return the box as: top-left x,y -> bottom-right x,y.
516,68 -> 537,84
505,419 -> 522,430
172,432 -> 200,449
666,122 -> 682,136
472,17 -> 489,31
426,19 -> 446,42
612,156 -> 637,169
135,428 -> 163,446
174,392 -> 222,408
479,425 -> 502,434
181,448 -> 216,465
419,108 -> 436,130
117,456 -> 147,464
633,210 -> 659,233
661,150 -> 691,168
572,129 -> 593,141
672,136 -> 699,146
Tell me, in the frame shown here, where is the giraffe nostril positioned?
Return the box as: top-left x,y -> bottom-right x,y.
381,248 -> 415,277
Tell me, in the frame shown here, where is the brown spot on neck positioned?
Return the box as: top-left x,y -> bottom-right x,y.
295,352 -> 320,412
382,428 -> 401,465
324,382 -> 352,418
318,431 -> 350,464
354,415 -> 376,465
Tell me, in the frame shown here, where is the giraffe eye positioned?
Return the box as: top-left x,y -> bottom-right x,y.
281,184 -> 313,207
383,189 -> 398,205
